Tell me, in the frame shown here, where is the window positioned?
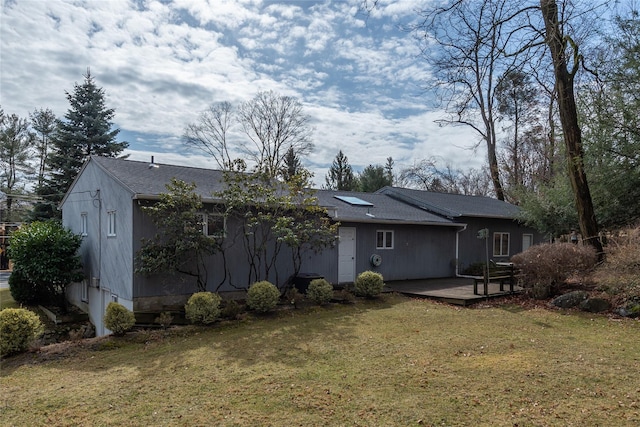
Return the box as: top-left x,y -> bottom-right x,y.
81,279 -> 88,302
107,211 -> 116,237
201,213 -> 226,238
376,230 -> 394,249
522,234 -> 533,252
493,232 -> 510,257
81,212 -> 88,236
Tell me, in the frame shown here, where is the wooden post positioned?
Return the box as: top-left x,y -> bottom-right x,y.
483,264 -> 489,296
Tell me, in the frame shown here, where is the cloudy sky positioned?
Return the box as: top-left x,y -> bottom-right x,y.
1,0 -> 482,185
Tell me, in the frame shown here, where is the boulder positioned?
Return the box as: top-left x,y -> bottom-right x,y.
579,298 -> 611,313
552,290 -> 588,308
615,303 -> 640,318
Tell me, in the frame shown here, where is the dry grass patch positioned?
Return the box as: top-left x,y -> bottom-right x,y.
1,294 -> 639,426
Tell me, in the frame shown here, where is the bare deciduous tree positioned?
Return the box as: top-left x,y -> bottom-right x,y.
399,157 -> 492,196
238,90 -> 313,178
539,0 -> 603,255
183,101 -> 234,170
413,0 -> 537,201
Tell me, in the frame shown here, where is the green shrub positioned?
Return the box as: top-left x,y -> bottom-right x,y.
354,271 -> 385,298
8,221 -> 83,308
104,302 -> 136,336
246,281 -> 280,313
512,242 -> 598,299
184,292 -> 221,324
8,268 -> 40,305
307,278 -> 334,305
0,308 -> 44,356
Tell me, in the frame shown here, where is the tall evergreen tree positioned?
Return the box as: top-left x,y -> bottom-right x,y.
325,150 -> 356,191
43,71 -> 128,218
358,164 -> 392,193
280,147 -> 303,182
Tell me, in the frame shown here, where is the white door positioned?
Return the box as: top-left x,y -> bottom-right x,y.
522,234 -> 533,252
338,227 -> 356,283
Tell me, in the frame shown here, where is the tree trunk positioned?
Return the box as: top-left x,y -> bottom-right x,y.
540,0 -> 603,257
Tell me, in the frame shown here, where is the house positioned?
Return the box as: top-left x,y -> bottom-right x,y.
61,156 -> 544,335
376,186 -> 546,271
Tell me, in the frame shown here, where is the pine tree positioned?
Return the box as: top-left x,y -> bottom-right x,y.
281,147 -> 303,182
359,164 -> 392,193
43,71 -> 128,218
30,108 -> 56,191
0,109 -> 34,221
325,150 -> 356,191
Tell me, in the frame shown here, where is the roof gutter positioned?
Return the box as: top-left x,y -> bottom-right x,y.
132,194 -> 224,204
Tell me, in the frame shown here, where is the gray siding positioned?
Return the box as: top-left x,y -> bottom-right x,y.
351,223 -> 457,280
298,223 -> 458,282
132,206 -> 302,302
62,161 -> 135,300
456,217 -> 547,272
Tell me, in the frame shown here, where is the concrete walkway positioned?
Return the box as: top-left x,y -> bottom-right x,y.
0,270 -> 10,289
386,277 -> 520,306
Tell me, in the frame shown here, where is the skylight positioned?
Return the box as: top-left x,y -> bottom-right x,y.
334,195 -> 374,207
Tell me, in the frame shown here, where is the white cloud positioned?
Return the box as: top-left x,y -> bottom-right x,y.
1,0 -> 484,189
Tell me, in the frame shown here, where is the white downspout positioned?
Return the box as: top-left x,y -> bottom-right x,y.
455,224 -> 467,277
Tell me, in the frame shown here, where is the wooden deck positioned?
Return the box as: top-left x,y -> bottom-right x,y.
385,277 -> 521,306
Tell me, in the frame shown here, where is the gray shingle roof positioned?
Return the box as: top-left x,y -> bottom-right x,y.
91,156 -> 227,200
377,186 -> 521,219
83,157 -> 516,223
315,190 -> 456,225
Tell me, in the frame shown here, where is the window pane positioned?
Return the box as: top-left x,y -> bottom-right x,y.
385,231 -> 393,248
501,234 -> 509,255
208,215 -> 223,236
377,231 -> 384,248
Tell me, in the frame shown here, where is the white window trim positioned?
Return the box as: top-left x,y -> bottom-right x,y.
81,212 -> 88,236
376,230 -> 394,250
493,232 -> 510,257
522,233 -> 533,251
107,210 -> 117,237
201,213 -> 226,238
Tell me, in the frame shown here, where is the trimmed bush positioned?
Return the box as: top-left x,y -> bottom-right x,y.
0,308 -> 44,356
246,281 -> 280,313
184,292 -> 221,325
512,242 -> 598,299
104,302 -> 136,336
307,278 -> 334,305
354,271 -> 385,298
8,268 -> 40,305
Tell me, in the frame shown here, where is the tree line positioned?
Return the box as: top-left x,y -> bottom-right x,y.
0,70 -> 128,222
2,1 -> 639,249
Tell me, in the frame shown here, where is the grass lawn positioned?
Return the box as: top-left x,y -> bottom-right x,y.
1,294 -> 639,426
0,288 -> 18,310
